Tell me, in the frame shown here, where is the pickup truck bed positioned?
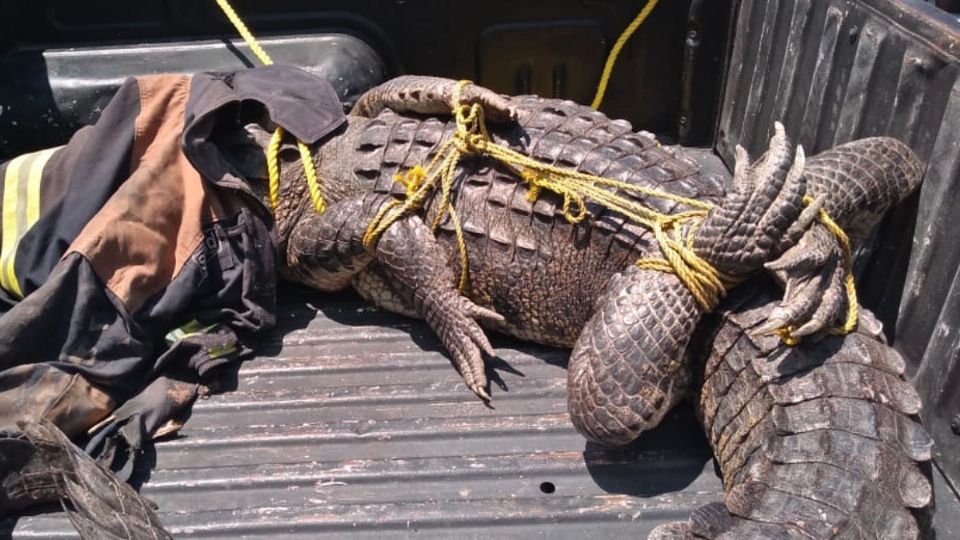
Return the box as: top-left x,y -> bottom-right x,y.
7,149 -> 960,540
2,0 -> 960,537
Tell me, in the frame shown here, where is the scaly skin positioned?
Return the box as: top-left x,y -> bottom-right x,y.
0,420 -> 172,538
215,76 -> 933,538
567,133 -> 924,445
649,283 -> 933,539
226,76 -> 923,448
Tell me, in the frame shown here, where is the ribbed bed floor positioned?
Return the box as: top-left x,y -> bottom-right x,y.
6,287 -> 727,538
7,287 -> 960,538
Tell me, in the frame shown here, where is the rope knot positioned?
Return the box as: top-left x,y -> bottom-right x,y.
522,171 -> 543,202
394,165 -> 427,195
520,170 -> 589,223
636,215 -> 738,313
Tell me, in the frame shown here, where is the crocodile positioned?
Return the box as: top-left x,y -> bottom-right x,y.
223,75 -> 922,442
649,282 -> 933,539
218,75 -> 930,537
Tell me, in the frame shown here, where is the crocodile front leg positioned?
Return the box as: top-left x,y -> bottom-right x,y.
285,193 -> 504,399
759,137 -> 924,338
568,128 -> 813,446
372,214 -> 505,399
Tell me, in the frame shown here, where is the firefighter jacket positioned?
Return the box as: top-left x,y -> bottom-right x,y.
0,66 -> 345,466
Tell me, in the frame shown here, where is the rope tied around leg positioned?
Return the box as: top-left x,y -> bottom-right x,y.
773,195 -> 859,345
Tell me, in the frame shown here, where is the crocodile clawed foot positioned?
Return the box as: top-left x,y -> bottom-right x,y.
692,123 -> 815,277
756,223 -> 848,340
422,289 -> 504,400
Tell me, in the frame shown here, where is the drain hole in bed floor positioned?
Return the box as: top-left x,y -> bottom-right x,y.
540,481 -> 556,494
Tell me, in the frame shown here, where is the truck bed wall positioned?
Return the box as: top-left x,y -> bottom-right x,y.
0,0 -> 731,158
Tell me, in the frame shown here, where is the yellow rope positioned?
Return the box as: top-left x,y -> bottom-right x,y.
213,0 -> 856,343
364,81 -> 732,308
299,138 -> 326,213
266,127 -> 283,209
591,0 -> 660,109
214,0 -> 274,65
214,0 -> 325,213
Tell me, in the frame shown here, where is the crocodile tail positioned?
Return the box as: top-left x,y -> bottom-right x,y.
10,419 -> 173,539
652,289 -> 933,539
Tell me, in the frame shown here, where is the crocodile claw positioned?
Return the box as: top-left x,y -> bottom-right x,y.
422,290 -> 504,400
474,386 -> 491,401
692,123 -> 811,277
754,316 -> 789,338
759,222 -> 848,342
